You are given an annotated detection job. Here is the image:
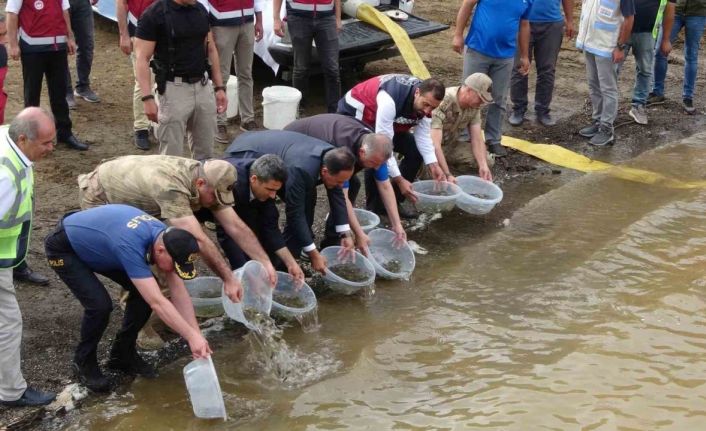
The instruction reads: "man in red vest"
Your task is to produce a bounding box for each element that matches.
[117,0,156,150]
[210,0,264,144]
[5,0,89,151]
[273,0,341,113]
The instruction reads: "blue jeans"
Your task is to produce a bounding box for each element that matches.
[653,14,706,99]
[65,0,95,92]
[619,32,656,106]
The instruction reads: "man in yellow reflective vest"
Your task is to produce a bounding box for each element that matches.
[0,107,56,407]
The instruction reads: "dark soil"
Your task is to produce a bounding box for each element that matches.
[3,0,706,428]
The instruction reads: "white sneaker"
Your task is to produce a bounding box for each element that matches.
[628,104,648,125]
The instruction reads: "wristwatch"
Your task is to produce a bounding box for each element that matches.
[214,85,226,93]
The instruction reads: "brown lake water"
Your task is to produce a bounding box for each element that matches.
[59,134,706,430]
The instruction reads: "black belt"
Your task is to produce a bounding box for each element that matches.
[167,74,206,84]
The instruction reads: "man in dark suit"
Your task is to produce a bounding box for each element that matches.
[225,131,356,274]
[215,154,304,282]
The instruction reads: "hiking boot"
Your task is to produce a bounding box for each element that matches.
[578,121,600,138]
[629,104,648,125]
[215,124,229,144]
[72,359,110,392]
[589,124,614,147]
[508,110,525,126]
[0,387,56,407]
[66,93,76,110]
[683,98,696,114]
[74,87,101,103]
[487,142,507,157]
[536,111,557,126]
[134,129,150,151]
[239,120,258,132]
[646,93,665,106]
[107,350,158,378]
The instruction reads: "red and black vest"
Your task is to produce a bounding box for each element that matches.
[18,0,68,53]
[208,0,255,26]
[285,0,334,18]
[127,0,156,36]
[339,74,426,134]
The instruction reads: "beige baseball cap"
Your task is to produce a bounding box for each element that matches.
[464,73,493,104]
[203,160,236,206]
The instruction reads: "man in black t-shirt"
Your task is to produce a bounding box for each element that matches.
[134,0,227,161]
[621,0,675,125]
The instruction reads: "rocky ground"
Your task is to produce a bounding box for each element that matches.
[2,0,706,428]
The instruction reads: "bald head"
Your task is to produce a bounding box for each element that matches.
[8,107,55,161]
[358,133,393,169]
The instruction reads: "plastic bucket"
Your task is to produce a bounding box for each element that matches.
[412,180,462,213]
[225,74,238,119]
[183,356,227,420]
[262,86,302,130]
[367,228,415,280]
[354,208,380,233]
[271,271,317,320]
[320,246,376,295]
[184,277,224,318]
[222,260,273,330]
[455,175,503,215]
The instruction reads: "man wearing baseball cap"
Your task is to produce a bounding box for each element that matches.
[44,205,212,392]
[77,155,277,349]
[430,73,494,184]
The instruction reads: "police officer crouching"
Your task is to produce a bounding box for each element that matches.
[134,0,228,160]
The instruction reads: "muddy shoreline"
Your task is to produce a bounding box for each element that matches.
[2,1,706,428]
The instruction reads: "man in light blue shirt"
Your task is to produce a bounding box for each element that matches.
[452,0,532,157]
[509,0,575,127]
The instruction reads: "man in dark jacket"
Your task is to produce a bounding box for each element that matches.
[225,131,355,274]
[215,154,304,282]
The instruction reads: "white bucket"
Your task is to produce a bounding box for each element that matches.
[262,86,302,130]
[226,74,238,119]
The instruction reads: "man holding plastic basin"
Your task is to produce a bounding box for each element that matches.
[430,73,494,183]
[226,131,356,274]
[45,205,212,393]
[285,113,407,247]
[77,155,277,348]
[204,154,305,282]
[337,74,446,218]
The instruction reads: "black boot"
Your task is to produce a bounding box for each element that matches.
[107,344,158,378]
[13,265,50,286]
[72,358,110,393]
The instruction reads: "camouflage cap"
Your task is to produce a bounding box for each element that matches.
[202,160,236,206]
[464,73,493,104]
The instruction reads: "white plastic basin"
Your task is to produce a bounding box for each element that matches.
[271,271,317,320]
[412,180,462,213]
[184,276,224,318]
[183,356,226,420]
[320,246,376,295]
[354,208,381,233]
[222,260,273,330]
[367,228,415,280]
[455,175,503,215]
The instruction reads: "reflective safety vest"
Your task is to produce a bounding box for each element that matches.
[575,0,624,58]
[209,0,255,26]
[653,0,669,38]
[286,0,334,18]
[0,131,34,269]
[17,0,68,53]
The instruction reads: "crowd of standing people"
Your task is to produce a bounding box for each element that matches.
[0,0,703,409]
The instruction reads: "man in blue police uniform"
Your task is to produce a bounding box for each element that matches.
[45,204,213,392]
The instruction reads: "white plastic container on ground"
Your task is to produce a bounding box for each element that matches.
[320,246,376,295]
[222,260,273,330]
[354,208,381,233]
[184,276,224,318]
[412,180,462,213]
[225,73,238,119]
[271,271,317,320]
[262,86,302,129]
[367,228,416,280]
[455,175,503,215]
[183,356,227,420]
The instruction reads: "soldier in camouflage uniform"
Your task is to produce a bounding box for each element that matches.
[430,73,494,183]
[78,155,277,348]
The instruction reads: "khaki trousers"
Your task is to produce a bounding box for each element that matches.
[0,268,27,401]
[130,40,153,132]
[156,80,215,160]
[212,23,255,125]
